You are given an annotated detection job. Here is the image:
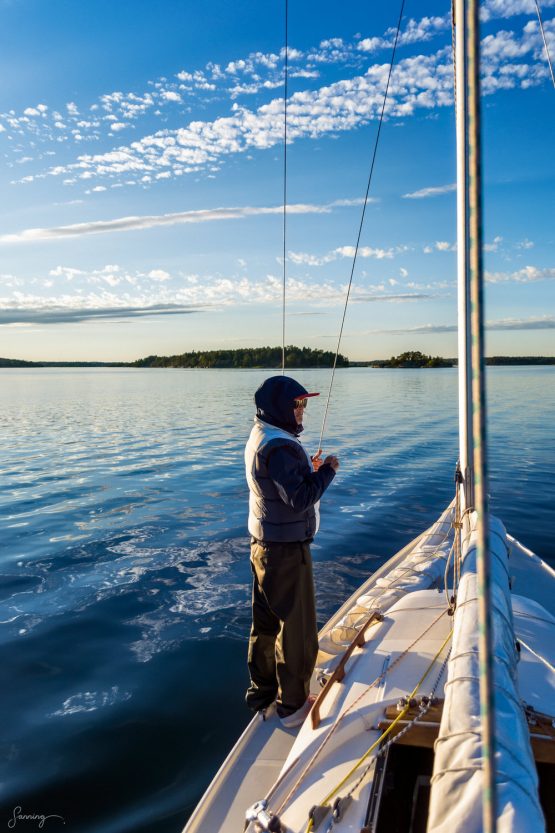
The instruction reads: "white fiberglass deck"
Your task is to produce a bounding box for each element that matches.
[183,514,554,833]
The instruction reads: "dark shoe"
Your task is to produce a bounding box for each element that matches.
[246,693,276,714]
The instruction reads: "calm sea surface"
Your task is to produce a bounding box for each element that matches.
[1,367,553,832]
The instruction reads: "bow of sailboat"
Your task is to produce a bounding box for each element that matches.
[182,503,554,833]
[182,0,555,829]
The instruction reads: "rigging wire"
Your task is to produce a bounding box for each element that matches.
[273,606,450,817]
[451,0,457,104]
[281,0,289,374]
[304,627,454,833]
[534,0,555,89]
[317,0,406,453]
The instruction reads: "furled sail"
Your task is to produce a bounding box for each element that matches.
[426,513,545,832]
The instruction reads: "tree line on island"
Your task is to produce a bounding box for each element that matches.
[1,348,554,369]
[133,345,349,368]
[364,351,452,368]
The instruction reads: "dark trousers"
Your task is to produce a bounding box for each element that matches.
[246,540,319,717]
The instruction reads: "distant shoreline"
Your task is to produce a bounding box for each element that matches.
[2,356,555,369]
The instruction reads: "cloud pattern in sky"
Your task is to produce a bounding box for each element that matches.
[0,0,553,359]
[2,14,554,191]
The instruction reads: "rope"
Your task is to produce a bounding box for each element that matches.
[319,646,452,833]
[467,0,496,828]
[273,607,449,816]
[517,638,555,674]
[304,627,454,833]
[281,0,289,374]
[317,0,406,452]
[263,512,454,823]
[534,0,555,89]
[444,474,472,611]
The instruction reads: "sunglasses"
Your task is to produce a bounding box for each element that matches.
[293,398,308,409]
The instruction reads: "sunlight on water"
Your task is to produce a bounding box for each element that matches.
[0,366,553,832]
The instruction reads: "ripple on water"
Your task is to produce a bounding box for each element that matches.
[0,366,553,833]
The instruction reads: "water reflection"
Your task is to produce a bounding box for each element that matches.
[1,366,553,833]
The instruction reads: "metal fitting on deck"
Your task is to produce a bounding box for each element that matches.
[245,799,283,832]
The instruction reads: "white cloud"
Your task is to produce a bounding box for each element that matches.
[36,49,454,184]
[484,235,503,252]
[358,15,450,53]
[287,242,407,267]
[0,268,431,326]
[0,300,205,326]
[0,198,359,244]
[435,241,456,252]
[481,0,555,22]
[146,269,171,281]
[49,265,84,280]
[486,315,555,329]
[290,69,320,79]
[369,313,555,334]
[160,91,182,103]
[288,251,334,266]
[486,265,555,282]
[3,12,553,192]
[403,182,456,199]
[336,245,405,260]
[41,17,550,189]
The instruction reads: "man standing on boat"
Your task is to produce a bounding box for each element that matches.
[245,375,339,727]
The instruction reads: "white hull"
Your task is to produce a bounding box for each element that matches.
[183,507,555,833]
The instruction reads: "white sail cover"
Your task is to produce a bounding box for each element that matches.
[427,513,545,832]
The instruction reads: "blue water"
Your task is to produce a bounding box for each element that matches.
[1,367,553,832]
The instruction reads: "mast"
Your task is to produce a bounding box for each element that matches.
[455,0,496,829]
[455,0,473,510]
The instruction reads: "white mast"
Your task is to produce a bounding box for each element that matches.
[455,0,497,827]
[429,12,545,830]
[455,0,473,510]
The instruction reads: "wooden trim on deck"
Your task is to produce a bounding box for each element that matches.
[377,701,555,764]
[311,611,384,730]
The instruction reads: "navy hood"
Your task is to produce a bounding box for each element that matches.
[254,376,318,436]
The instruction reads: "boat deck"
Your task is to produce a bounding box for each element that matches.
[183,522,555,833]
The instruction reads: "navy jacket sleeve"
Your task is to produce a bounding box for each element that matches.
[266,443,335,512]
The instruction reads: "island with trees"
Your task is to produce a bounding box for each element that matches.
[363,351,454,368]
[353,351,555,368]
[1,348,554,369]
[132,345,349,368]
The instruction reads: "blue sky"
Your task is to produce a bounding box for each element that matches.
[0,0,553,361]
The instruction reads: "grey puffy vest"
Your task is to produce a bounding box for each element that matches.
[245,417,320,543]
